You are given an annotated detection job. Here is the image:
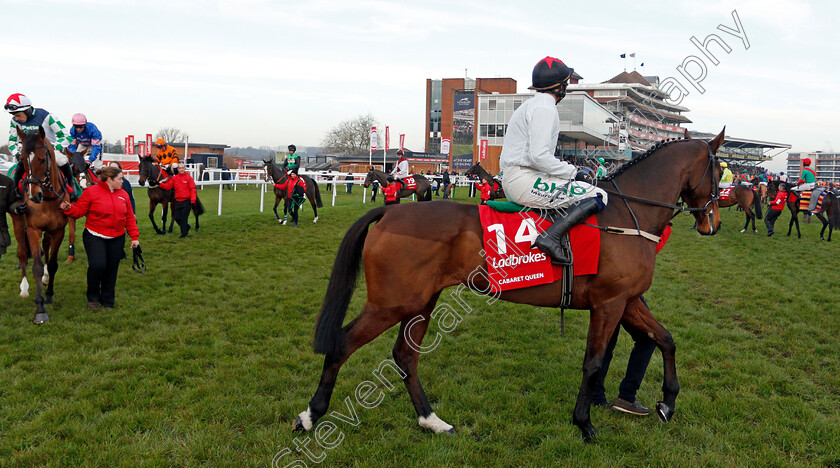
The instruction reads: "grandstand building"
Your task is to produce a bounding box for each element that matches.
[689,131,790,166]
[569,71,691,151]
[787,152,840,183]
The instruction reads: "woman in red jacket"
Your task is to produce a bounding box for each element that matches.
[274,171,307,226]
[59,165,139,309]
[477,178,492,205]
[159,163,197,238]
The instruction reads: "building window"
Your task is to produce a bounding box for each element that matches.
[489,100,496,111]
[480,125,488,137]
[488,126,496,137]
[497,125,506,138]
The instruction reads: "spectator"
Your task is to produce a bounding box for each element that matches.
[159,162,197,238]
[59,165,139,309]
[442,170,451,199]
[221,163,232,190]
[345,172,354,194]
[370,178,380,202]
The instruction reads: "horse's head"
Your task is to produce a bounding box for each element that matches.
[18,127,58,203]
[363,169,378,188]
[680,128,725,235]
[137,155,154,186]
[465,164,478,177]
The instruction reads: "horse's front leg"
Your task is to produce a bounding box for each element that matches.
[165,203,174,233]
[44,230,64,305]
[27,231,48,324]
[573,300,624,442]
[149,203,164,235]
[621,297,679,422]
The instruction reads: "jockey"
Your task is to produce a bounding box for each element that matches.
[778,171,787,182]
[595,158,608,179]
[6,93,76,203]
[499,56,607,265]
[390,150,409,188]
[68,113,103,171]
[792,158,817,192]
[154,138,180,172]
[719,161,733,188]
[283,144,301,175]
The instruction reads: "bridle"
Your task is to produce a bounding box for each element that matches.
[600,141,720,237]
[140,157,168,185]
[22,143,68,203]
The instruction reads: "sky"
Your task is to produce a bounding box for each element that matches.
[1,0,837,172]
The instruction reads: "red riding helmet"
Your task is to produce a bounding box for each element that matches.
[802,158,812,166]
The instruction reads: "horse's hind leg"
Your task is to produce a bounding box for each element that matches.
[294,303,403,432]
[393,295,454,434]
[741,211,752,233]
[166,203,175,233]
[621,297,679,423]
[311,199,319,223]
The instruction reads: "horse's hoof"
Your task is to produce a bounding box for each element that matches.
[313,217,318,223]
[20,292,29,298]
[33,313,49,325]
[581,426,598,443]
[292,416,306,432]
[655,401,674,423]
[740,229,746,233]
[45,296,53,305]
[444,427,456,435]
[753,230,758,233]
[156,230,165,235]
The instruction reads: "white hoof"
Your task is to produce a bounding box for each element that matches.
[740,229,746,233]
[296,406,314,431]
[20,277,29,297]
[42,273,50,285]
[277,218,283,224]
[313,217,319,223]
[419,413,454,434]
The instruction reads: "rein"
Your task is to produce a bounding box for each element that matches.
[593,142,720,242]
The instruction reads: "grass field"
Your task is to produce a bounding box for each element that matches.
[1,185,839,467]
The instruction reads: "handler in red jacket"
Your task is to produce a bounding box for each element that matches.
[382,180,399,206]
[60,165,139,309]
[765,183,788,237]
[274,171,307,226]
[477,178,492,205]
[159,163,197,238]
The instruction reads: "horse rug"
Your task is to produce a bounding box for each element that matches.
[795,190,813,212]
[398,176,417,190]
[809,189,827,214]
[718,187,733,200]
[478,204,599,293]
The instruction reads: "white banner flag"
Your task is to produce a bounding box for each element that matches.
[370,127,378,150]
[441,138,451,155]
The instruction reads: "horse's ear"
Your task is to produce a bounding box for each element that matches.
[684,128,691,140]
[708,126,726,154]
[38,126,46,140]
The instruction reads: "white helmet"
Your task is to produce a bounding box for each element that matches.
[5,93,32,114]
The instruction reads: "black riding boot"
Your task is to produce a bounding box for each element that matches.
[533,197,602,265]
[59,163,77,200]
[11,164,24,201]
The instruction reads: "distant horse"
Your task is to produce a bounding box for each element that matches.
[137,156,202,234]
[750,176,768,203]
[11,128,71,324]
[770,181,840,240]
[65,152,97,262]
[363,169,433,203]
[293,130,725,442]
[263,161,323,224]
[717,184,763,233]
[464,163,505,200]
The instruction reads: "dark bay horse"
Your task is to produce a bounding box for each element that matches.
[264,162,323,224]
[465,163,505,200]
[11,128,71,324]
[137,156,202,234]
[770,181,840,240]
[65,154,97,262]
[363,169,433,202]
[294,130,725,442]
[717,184,763,233]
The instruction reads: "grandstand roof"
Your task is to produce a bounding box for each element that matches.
[688,132,791,150]
[605,71,652,86]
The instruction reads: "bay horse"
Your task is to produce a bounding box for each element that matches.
[293,130,725,442]
[263,161,323,224]
[770,181,840,240]
[363,169,433,202]
[717,184,763,233]
[465,163,505,200]
[11,128,71,324]
[137,156,202,234]
[65,153,97,262]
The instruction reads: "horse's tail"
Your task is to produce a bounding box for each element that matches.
[752,190,763,219]
[313,206,389,355]
[313,180,323,208]
[828,193,840,229]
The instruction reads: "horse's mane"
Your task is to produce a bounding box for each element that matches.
[605,138,691,180]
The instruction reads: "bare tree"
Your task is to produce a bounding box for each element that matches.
[156,127,189,143]
[321,113,377,155]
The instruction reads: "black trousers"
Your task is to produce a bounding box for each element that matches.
[765,209,783,232]
[173,200,192,237]
[592,296,657,403]
[83,230,125,308]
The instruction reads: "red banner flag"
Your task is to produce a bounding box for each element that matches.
[146,134,153,153]
[399,134,405,151]
[480,139,488,161]
[385,126,390,151]
[139,142,146,157]
[128,135,135,155]
[124,137,130,154]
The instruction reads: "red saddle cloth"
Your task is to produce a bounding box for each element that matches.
[718,187,733,200]
[398,176,417,190]
[478,205,600,292]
